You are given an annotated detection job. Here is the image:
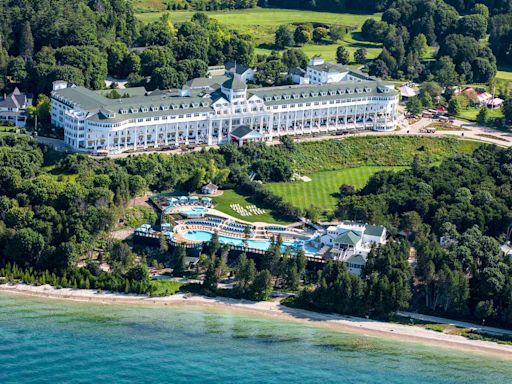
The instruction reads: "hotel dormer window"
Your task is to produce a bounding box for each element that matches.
[151,105,158,111]
[130,107,138,113]
[265,97,271,101]
[311,92,318,97]
[162,105,169,111]
[172,104,178,109]
[192,102,199,108]
[320,91,327,96]
[284,95,290,100]
[141,107,148,112]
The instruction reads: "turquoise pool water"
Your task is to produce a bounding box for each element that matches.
[1,293,511,384]
[182,230,320,254]
[180,207,207,217]
[183,230,273,251]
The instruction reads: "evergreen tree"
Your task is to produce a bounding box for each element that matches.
[20,21,34,59]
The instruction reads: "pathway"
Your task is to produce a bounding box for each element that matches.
[397,311,512,336]
[34,116,512,159]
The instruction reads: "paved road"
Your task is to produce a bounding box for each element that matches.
[397,311,512,336]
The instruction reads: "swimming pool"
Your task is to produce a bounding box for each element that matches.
[182,230,319,254]
[180,207,207,218]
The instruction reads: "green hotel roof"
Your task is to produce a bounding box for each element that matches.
[52,69,396,124]
[334,230,361,246]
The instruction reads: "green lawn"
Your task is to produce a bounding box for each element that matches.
[135,7,381,62]
[149,280,183,296]
[457,107,504,122]
[266,166,407,213]
[210,189,292,225]
[496,68,512,82]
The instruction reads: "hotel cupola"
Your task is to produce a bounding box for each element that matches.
[221,75,247,102]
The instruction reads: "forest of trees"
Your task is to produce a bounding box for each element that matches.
[0,1,255,96]
[1,136,512,326]
[0,134,300,278]
[3,0,512,105]
[315,145,512,327]
[166,0,258,11]
[260,0,391,13]
[361,0,498,84]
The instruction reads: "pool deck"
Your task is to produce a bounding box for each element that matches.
[170,204,317,251]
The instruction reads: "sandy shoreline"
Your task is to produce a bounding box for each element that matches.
[2,283,512,359]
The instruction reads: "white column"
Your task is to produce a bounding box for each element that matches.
[208,119,213,145]
[175,124,179,144]
[185,122,189,145]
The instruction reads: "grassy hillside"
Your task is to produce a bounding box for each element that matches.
[287,136,482,174]
[266,166,407,212]
[135,7,382,61]
[262,136,482,215]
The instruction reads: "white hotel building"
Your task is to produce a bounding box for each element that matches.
[51,58,399,153]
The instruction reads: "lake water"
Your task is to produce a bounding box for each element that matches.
[1,293,511,384]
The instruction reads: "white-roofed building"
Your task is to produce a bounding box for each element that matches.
[399,85,419,99]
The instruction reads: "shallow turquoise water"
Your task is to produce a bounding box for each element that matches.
[1,293,512,384]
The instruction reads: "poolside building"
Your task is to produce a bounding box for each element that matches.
[319,222,387,275]
[50,60,399,153]
[201,183,219,195]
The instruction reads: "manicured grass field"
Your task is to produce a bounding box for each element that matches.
[265,166,407,213]
[135,7,381,62]
[210,189,292,224]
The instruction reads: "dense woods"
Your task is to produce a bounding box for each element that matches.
[0,1,255,95]
[261,0,391,13]
[361,0,498,84]
[321,145,512,326]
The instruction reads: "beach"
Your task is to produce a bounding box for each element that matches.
[2,282,512,359]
